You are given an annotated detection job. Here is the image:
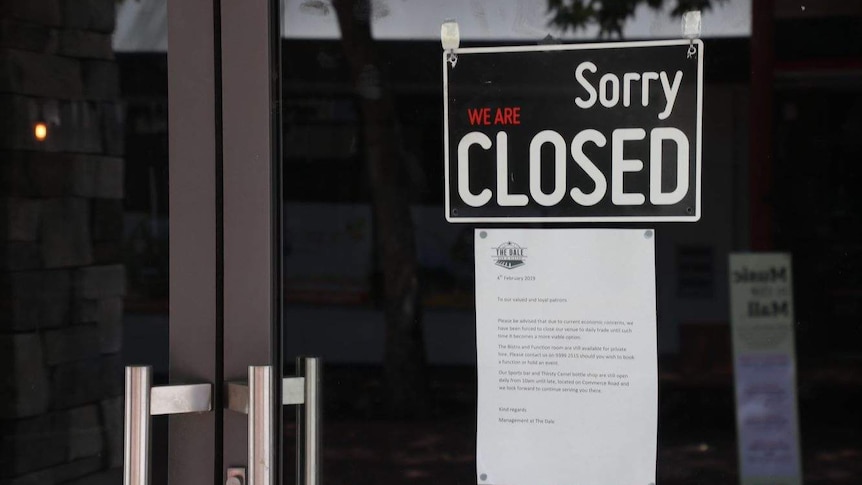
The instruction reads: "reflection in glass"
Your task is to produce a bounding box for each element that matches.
[280,1,862,484]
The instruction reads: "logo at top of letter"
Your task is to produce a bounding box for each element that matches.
[493,242,526,269]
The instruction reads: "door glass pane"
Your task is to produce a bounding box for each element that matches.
[1,2,170,483]
[115,1,172,482]
[279,1,862,484]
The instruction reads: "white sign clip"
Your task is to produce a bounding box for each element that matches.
[682,11,701,58]
[441,20,460,68]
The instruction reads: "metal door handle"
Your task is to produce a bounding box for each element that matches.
[123,366,213,485]
[297,358,321,485]
[248,366,275,485]
[125,367,151,485]
[226,358,321,485]
[225,366,276,485]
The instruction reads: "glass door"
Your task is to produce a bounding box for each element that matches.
[108,1,862,483]
[278,2,480,483]
[272,1,862,485]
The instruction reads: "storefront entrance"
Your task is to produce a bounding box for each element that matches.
[2,1,862,485]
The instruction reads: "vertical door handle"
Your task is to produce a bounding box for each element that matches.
[123,366,213,485]
[297,358,321,485]
[248,366,275,485]
[125,367,152,485]
[226,358,322,485]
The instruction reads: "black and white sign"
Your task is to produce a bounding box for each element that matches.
[444,40,703,222]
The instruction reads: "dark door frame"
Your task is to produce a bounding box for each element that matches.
[220,0,282,478]
[167,0,220,483]
[167,0,281,483]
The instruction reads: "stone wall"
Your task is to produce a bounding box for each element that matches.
[0,0,124,483]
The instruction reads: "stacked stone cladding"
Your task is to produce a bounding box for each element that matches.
[0,1,124,483]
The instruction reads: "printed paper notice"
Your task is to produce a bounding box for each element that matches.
[729,253,802,485]
[475,229,657,485]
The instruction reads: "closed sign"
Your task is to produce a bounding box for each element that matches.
[443,40,703,222]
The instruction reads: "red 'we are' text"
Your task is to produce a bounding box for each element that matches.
[467,107,521,126]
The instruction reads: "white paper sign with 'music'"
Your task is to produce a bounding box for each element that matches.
[729,253,803,485]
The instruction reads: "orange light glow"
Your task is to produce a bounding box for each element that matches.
[34,122,48,141]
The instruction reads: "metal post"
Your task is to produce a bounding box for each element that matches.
[297,357,321,485]
[124,366,152,485]
[248,366,275,485]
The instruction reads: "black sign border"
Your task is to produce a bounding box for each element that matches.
[443,39,704,223]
